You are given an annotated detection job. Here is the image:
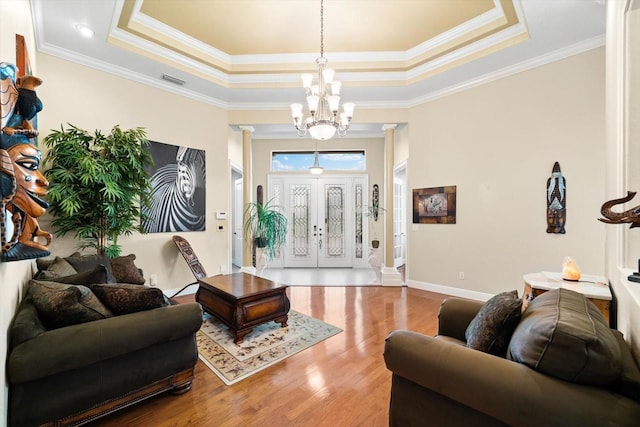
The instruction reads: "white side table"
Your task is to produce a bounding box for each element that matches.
[523,272,611,326]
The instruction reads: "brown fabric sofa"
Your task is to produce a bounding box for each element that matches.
[7,277,203,426]
[384,290,640,427]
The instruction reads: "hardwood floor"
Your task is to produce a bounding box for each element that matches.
[93,286,448,427]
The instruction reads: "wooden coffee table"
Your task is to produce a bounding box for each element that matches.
[196,273,290,343]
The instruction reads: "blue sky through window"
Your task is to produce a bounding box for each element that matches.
[272,151,365,172]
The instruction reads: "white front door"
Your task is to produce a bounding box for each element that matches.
[270,176,367,268]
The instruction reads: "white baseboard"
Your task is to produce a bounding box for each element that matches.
[381,267,403,286]
[406,279,493,302]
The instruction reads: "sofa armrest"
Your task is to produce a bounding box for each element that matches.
[8,302,203,384]
[384,330,640,426]
[437,297,483,341]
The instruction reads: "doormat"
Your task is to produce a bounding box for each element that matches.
[196,310,342,385]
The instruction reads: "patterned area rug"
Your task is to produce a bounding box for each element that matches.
[197,311,342,385]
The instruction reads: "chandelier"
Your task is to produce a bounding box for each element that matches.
[291,0,354,140]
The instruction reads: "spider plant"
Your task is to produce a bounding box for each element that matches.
[243,198,288,260]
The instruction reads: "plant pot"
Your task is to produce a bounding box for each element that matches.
[371,240,380,249]
[255,237,267,248]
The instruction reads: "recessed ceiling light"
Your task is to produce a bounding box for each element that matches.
[75,24,95,38]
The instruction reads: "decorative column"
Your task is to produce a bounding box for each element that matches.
[239,126,255,274]
[381,124,402,286]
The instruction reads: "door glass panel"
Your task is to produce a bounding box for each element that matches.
[291,184,311,257]
[325,184,345,257]
[355,183,363,259]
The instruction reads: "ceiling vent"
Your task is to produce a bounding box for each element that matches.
[161,74,186,86]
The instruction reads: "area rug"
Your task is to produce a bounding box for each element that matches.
[196,311,342,385]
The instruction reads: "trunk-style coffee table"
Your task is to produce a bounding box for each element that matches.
[196,273,290,344]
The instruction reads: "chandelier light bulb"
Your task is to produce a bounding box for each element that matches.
[322,68,335,84]
[301,74,314,89]
[342,102,355,118]
[331,81,342,95]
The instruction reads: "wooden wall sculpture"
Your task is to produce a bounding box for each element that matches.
[546,161,566,234]
[598,191,640,228]
[1,61,51,261]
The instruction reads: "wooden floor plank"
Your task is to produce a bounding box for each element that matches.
[92,286,448,426]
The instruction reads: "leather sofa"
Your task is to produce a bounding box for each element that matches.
[7,280,203,426]
[384,290,640,427]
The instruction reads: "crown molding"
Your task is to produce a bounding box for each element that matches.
[35,40,230,109]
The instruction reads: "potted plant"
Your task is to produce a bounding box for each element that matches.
[365,205,385,248]
[243,198,288,261]
[43,124,153,258]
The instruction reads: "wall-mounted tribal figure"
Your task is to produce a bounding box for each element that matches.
[142,141,206,233]
[546,161,566,234]
[1,62,51,261]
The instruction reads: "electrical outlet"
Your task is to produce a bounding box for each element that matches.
[220,264,228,273]
[149,274,158,287]
[458,271,465,280]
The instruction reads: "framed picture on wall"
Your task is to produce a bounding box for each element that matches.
[413,186,456,224]
[142,141,206,233]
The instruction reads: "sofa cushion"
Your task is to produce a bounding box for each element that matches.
[10,296,46,348]
[28,280,113,329]
[34,256,77,280]
[88,283,169,315]
[610,329,640,402]
[507,288,621,386]
[45,265,110,285]
[109,254,145,285]
[65,252,115,283]
[464,290,522,357]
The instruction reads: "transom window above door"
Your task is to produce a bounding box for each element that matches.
[272,151,365,172]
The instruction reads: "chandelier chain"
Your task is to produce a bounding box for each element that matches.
[320,0,324,58]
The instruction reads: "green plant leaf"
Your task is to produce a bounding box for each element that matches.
[43,124,153,257]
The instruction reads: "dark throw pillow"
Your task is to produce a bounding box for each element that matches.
[34,256,77,280]
[507,288,621,386]
[88,283,168,315]
[110,254,145,285]
[65,252,116,283]
[46,265,110,285]
[465,290,522,357]
[28,280,113,329]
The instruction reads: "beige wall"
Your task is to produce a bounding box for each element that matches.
[406,48,606,298]
[35,54,231,291]
[1,0,38,422]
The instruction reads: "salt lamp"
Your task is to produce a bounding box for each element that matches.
[562,256,581,281]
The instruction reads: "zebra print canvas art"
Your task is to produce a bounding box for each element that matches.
[142,141,206,233]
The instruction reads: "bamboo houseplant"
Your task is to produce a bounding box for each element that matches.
[43,124,153,258]
[243,198,288,261]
